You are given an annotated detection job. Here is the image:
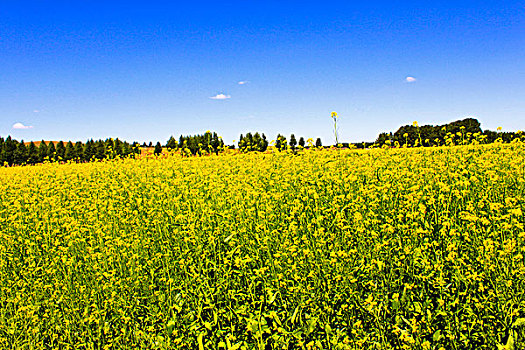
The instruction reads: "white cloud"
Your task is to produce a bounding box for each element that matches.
[238,81,249,85]
[33,110,40,113]
[210,93,231,100]
[405,76,417,83]
[13,122,34,129]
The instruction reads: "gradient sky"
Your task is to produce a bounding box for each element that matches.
[1,1,524,145]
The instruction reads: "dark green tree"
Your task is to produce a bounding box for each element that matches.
[275,134,282,151]
[84,140,94,160]
[166,136,177,150]
[47,142,56,161]
[298,137,305,148]
[260,133,268,152]
[74,142,84,161]
[14,141,28,165]
[0,137,5,165]
[211,133,221,154]
[238,134,245,151]
[38,141,48,162]
[65,141,75,161]
[316,138,322,147]
[4,136,16,165]
[56,141,66,160]
[252,133,262,152]
[114,138,123,156]
[105,138,115,157]
[375,132,392,146]
[122,142,131,157]
[154,142,162,155]
[95,140,106,159]
[28,141,39,164]
[289,134,297,152]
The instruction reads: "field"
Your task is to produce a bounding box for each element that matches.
[1,144,524,349]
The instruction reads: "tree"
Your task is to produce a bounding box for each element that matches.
[14,141,28,165]
[4,137,16,165]
[74,142,84,161]
[47,142,56,161]
[154,142,162,155]
[375,132,391,146]
[275,134,282,151]
[28,142,39,164]
[275,134,287,151]
[122,142,131,157]
[0,137,5,165]
[95,140,106,159]
[238,134,245,151]
[316,138,322,148]
[65,141,75,161]
[298,137,305,148]
[56,141,66,160]
[84,140,94,160]
[114,138,123,156]
[166,136,177,150]
[38,141,48,162]
[105,138,114,156]
[260,133,268,152]
[245,133,253,151]
[211,133,221,154]
[289,134,297,152]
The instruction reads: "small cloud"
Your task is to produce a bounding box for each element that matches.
[33,110,40,113]
[238,81,249,85]
[13,122,34,129]
[210,93,231,100]
[405,76,417,83]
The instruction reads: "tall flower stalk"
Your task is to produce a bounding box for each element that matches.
[331,111,339,147]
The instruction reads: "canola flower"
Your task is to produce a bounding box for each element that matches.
[0,142,524,349]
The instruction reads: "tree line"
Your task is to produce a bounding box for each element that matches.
[238,133,323,152]
[373,118,523,147]
[0,137,139,166]
[163,132,323,154]
[162,131,225,156]
[3,118,521,166]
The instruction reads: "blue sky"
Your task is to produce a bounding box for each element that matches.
[1,1,524,144]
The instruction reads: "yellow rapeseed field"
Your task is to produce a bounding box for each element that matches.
[1,143,524,349]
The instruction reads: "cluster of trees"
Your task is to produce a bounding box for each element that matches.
[163,131,225,156]
[238,133,323,152]
[238,133,269,152]
[0,137,139,166]
[374,118,523,147]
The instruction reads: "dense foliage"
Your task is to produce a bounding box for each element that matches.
[0,137,139,166]
[1,142,525,349]
[173,131,225,156]
[374,118,522,147]
[238,133,269,152]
